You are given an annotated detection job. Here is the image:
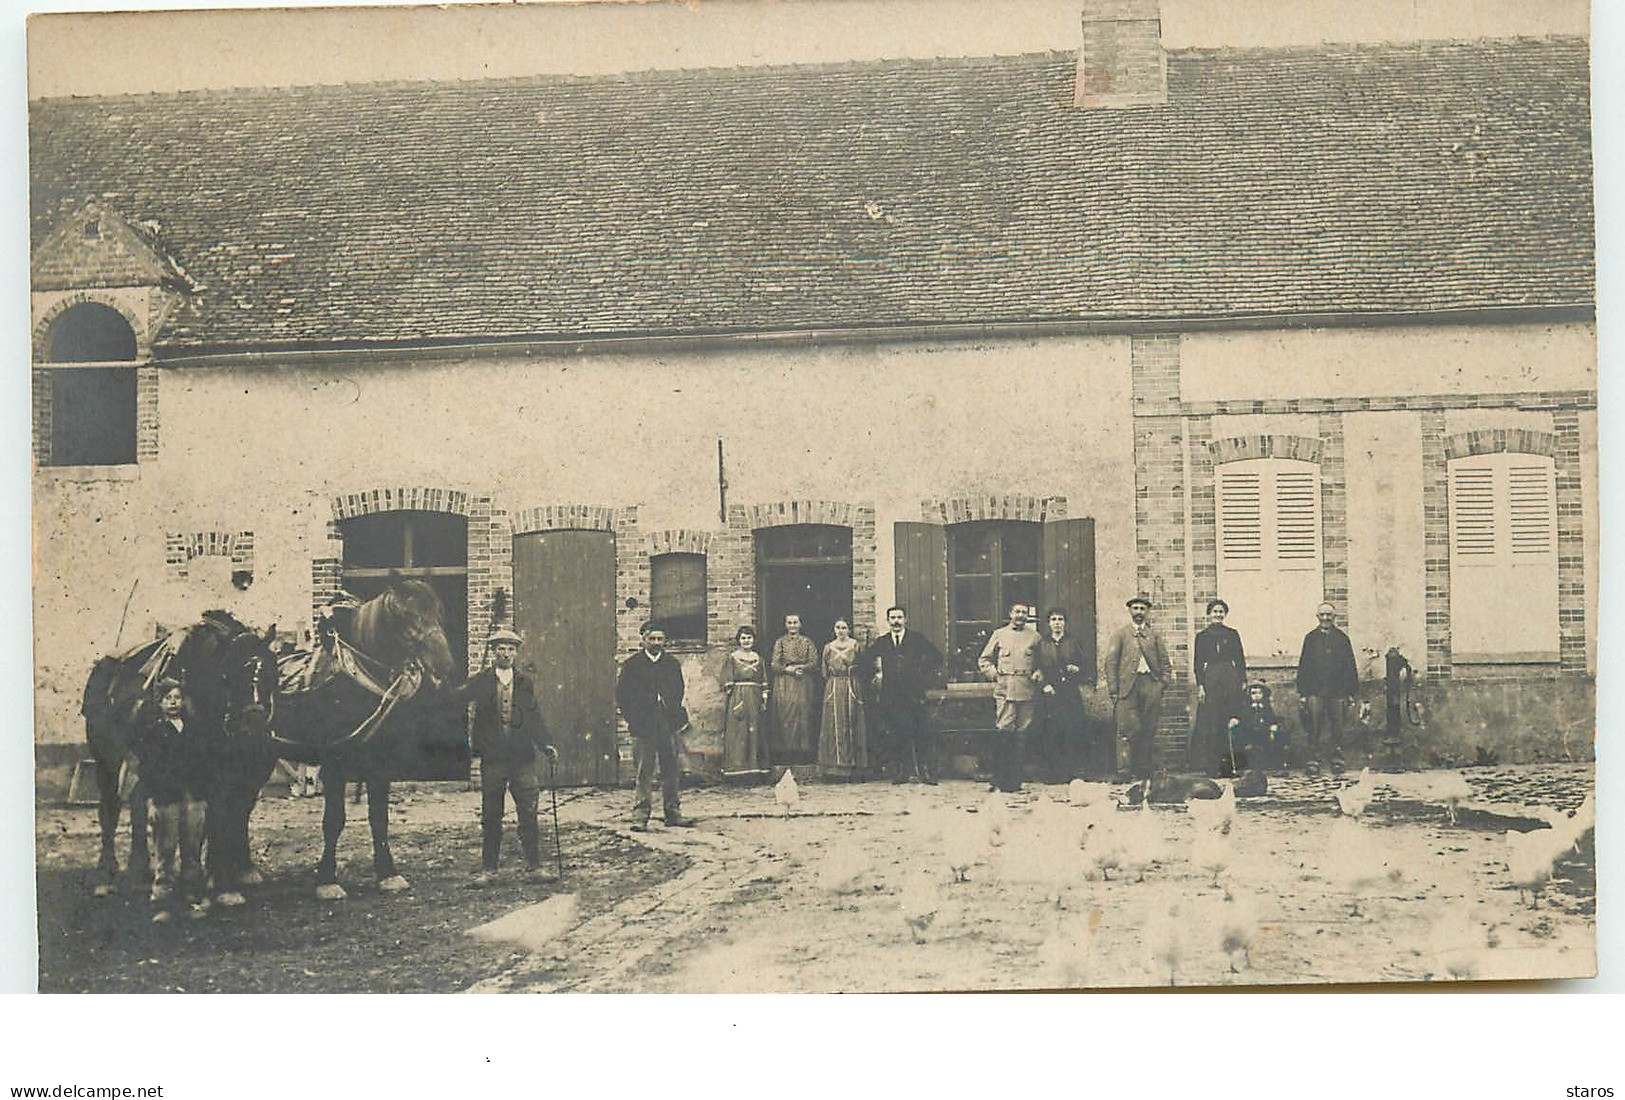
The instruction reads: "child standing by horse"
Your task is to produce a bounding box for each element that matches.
[134,678,211,921]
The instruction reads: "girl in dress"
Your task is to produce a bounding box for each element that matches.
[719,626,770,776]
[817,619,869,779]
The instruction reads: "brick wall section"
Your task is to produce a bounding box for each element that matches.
[331,485,472,520]
[1076,0,1167,109]
[465,495,495,669]
[1552,408,1587,672]
[164,530,254,581]
[613,507,643,656]
[1184,390,1595,417]
[1420,410,1452,678]
[136,366,160,462]
[1443,427,1558,460]
[32,369,50,466]
[710,505,756,647]
[1129,335,1191,766]
[851,507,878,635]
[919,495,1067,523]
[1318,413,1349,611]
[511,504,618,535]
[1187,416,1215,612]
[1208,434,1323,466]
[644,530,713,557]
[310,554,342,633]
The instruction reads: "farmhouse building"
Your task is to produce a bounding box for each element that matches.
[30,3,1595,783]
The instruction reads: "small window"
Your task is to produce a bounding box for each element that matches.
[40,302,139,467]
[651,552,707,643]
[1449,453,1558,660]
[948,520,1040,679]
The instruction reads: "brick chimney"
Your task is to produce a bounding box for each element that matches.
[1075,0,1167,109]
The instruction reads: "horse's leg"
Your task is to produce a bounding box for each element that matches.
[92,761,121,894]
[315,763,348,899]
[127,782,151,883]
[369,776,407,891]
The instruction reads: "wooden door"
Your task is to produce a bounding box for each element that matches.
[511,530,618,787]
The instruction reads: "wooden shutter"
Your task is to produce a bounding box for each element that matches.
[1449,454,1558,658]
[894,522,949,656]
[1218,458,1323,658]
[1042,518,1097,685]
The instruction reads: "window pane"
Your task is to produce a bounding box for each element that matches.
[50,368,136,466]
[950,523,996,574]
[1003,574,1040,613]
[409,511,469,567]
[999,524,1041,574]
[953,575,993,624]
[340,512,407,569]
[651,553,707,640]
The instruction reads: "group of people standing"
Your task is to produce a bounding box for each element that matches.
[716,610,938,784]
[1114,594,1363,782]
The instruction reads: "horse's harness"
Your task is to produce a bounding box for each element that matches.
[96,617,273,736]
[269,630,425,753]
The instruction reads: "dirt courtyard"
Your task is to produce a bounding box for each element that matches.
[35,763,1595,993]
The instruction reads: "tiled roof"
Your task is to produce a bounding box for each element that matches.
[28,37,1593,350]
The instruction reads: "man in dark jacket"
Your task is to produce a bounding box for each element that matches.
[858,606,944,784]
[617,622,695,830]
[450,628,557,884]
[1103,595,1171,782]
[1295,602,1360,765]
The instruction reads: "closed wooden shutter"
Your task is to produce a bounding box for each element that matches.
[894,522,949,657]
[1449,455,1558,659]
[1041,518,1097,684]
[1218,458,1323,659]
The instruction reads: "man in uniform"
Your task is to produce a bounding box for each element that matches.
[450,628,557,885]
[617,622,696,830]
[1295,601,1360,766]
[979,602,1043,792]
[1103,595,1170,783]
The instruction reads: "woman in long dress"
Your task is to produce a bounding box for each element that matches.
[1192,597,1248,777]
[771,613,820,759]
[719,626,770,775]
[1036,607,1091,781]
[817,619,868,779]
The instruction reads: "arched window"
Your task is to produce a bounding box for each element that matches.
[41,302,139,466]
[1216,457,1323,660]
[1449,453,1558,661]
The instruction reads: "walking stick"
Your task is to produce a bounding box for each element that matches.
[1224,716,1239,778]
[548,755,563,880]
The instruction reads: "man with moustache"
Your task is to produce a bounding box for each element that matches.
[859,606,944,785]
[979,602,1043,793]
[617,621,696,830]
[1103,595,1170,783]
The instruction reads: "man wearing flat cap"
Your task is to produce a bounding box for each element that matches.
[1103,595,1170,782]
[449,627,557,885]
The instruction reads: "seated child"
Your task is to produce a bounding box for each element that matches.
[132,678,211,922]
[1225,681,1288,773]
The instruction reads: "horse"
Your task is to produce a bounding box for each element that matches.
[80,610,279,898]
[265,579,456,900]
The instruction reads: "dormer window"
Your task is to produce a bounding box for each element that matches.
[38,301,139,467]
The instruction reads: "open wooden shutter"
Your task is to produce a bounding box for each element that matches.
[1042,518,1097,685]
[894,522,948,657]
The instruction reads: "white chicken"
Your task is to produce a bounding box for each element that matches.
[1142,898,1185,987]
[915,803,983,884]
[1186,779,1237,834]
[897,868,942,943]
[774,768,799,816]
[994,798,1083,902]
[1504,826,1565,908]
[978,791,1011,848]
[1067,779,1112,808]
[1420,770,1475,826]
[1079,804,1123,881]
[1334,766,1376,818]
[1190,822,1233,888]
[1427,909,1499,981]
[1114,797,1164,883]
[1327,814,1403,915]
[1216,889,1266,974]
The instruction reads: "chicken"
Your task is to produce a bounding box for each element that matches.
[1190,823,1232,887]
[978,791,1011,848]
[1420,770,1474,826]
[1114,797,1164,883]
[1142,898,1184,986]
[1185,779,1237,834]
[1504,826,1565,908]
[1334,766,1376,818]
[994,798,1082,902]
[1543,793,1596,855]
[1216,889,1265,973]
[1427,909,1499,981]
[897,868,941,943]
[774,768,799,816]
[1327,815,1403,915]
[1079,805,1123,881]
[1067,779,1112,808]
[915,803,983,884]
[1038,902,1103,987]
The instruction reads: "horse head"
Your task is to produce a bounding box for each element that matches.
[357,580,455,687]
[221,623,280,738]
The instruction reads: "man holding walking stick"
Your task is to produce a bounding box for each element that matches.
[450,628,558,886]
